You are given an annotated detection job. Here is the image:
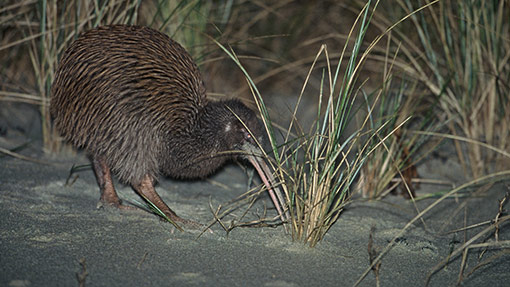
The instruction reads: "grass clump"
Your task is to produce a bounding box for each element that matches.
[271,2,384,246]
[268,1,443,246]
[218,0,417,246]
[357,70,440,200]
[386,0,510,179]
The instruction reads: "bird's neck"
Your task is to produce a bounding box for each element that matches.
[160,102,230,179]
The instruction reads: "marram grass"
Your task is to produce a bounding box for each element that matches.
[387,0,510,179]
[217,0,415,246]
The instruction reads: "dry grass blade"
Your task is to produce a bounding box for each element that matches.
[76,258,88,287]
[0,91,45,105]
[450,191,509,285]
[412,131,510,160]
[0,146,50,164]
[137,193,184,232]
[355,170,510,286]
[425,215,510,286]
[456,241,510,285]
[200,182,284,238]
[387,0,510,179]
[368,226,381,287]
[462,247,510,281]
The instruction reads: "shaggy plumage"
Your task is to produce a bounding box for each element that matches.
[50,25,286,227]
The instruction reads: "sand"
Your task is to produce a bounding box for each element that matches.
[1,136,509,287]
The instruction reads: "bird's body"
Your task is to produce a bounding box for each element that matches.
[51,25,286,227]
[51,25,210,184]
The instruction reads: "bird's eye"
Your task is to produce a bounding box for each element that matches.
[242,128,252,140]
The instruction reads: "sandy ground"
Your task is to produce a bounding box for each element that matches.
[1,135,509,287]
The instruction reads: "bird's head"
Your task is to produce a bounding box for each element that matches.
[221,99,266,153]
[202,99,288,222]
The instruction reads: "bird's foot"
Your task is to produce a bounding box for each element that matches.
[163,213,213,234]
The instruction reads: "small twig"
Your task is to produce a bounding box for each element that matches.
[494,191,509,241]
[368,226,381,287]
[425,215,510,286]
[206,179,231,191]
[355,170,510,287]
[64,164,91,186]
[389,177,453,186]
[457,241,510,285]
[137,252,149,269]
[464,248,510,279]
[207,200,228,232]
[238,193,260,222]
[0,146,50,164]
[442,220,492,235]
[76,258,88,287]
[204,198,283,235]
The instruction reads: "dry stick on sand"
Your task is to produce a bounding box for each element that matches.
[461,243,510,281]
[203,193,281,239]
[0,146,50,165]
[368,226,381,287]
[448,191,510,285]
[433,191,510,284]
[354,170,510,286]
[494,191,509,241]
[455,241,510,285]
[76,258,88,287]
[426,215,510,286]
[137,252,149,270]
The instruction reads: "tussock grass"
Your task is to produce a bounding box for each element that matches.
[215,0,427,246]
[357,73,434,199]
[382,0,510,179]
[267,0,445,246]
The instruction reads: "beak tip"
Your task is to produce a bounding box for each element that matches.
[246,154,288,222]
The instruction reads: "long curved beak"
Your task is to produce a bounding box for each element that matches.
[244,145,289,223]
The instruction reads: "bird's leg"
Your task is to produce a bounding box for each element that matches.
[132,174,204,230]
[92,156,132,209]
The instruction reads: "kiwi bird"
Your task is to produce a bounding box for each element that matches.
[50,25,287,228]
